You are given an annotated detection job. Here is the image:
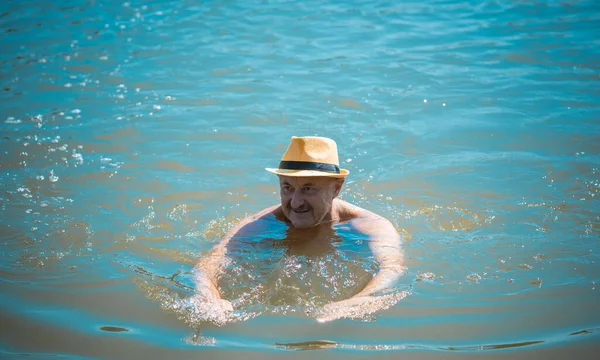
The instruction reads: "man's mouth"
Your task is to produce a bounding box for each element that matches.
[292,208,311,214]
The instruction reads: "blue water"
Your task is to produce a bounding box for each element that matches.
[1,0,599,358]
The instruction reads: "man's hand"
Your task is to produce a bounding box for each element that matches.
[188,269,235,326]
[187,293,234,327]
[316,291,408,323]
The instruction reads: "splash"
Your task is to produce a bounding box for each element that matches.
[135,277,257,328]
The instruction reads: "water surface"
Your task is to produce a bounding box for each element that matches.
[1,0,599,358]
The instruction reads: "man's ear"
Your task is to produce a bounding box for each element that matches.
[333,178,344,197]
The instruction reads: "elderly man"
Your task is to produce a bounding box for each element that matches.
[195,136,405,324]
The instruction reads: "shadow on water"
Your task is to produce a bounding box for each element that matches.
[274,327,599,352]
[275,340,546,351]
[99,326,130,333]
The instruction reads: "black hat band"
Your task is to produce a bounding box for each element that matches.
[279,160,340,174]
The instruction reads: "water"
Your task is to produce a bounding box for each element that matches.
[1,0,599,357]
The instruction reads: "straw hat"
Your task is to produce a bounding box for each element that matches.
[266,136,349,178]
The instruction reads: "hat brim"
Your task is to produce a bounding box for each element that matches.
[265,168,349,178]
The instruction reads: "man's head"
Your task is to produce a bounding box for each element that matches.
[278,175,344,229]
[266,136,349,228]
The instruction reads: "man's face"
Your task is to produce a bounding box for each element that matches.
[278,176,343,229]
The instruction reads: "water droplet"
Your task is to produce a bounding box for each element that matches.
[5,117,21,124]
[417,272,435,281]
[466,273,482,282]
[49,170,59,182]
[530,278,543,286]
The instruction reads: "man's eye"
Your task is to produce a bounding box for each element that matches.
[303,187,314,193]
[282,186,291,192]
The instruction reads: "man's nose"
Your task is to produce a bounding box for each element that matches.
[290,191,305,208]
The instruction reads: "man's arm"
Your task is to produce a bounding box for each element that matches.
[194,205,280,321]
[351,212,405,296]
[317,210,406,322]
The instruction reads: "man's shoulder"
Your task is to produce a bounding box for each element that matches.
[335,199,391,224]
[334,199,367,222]
[336,201,400,243]
[225,205,282,236]
[243,204,283,224]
